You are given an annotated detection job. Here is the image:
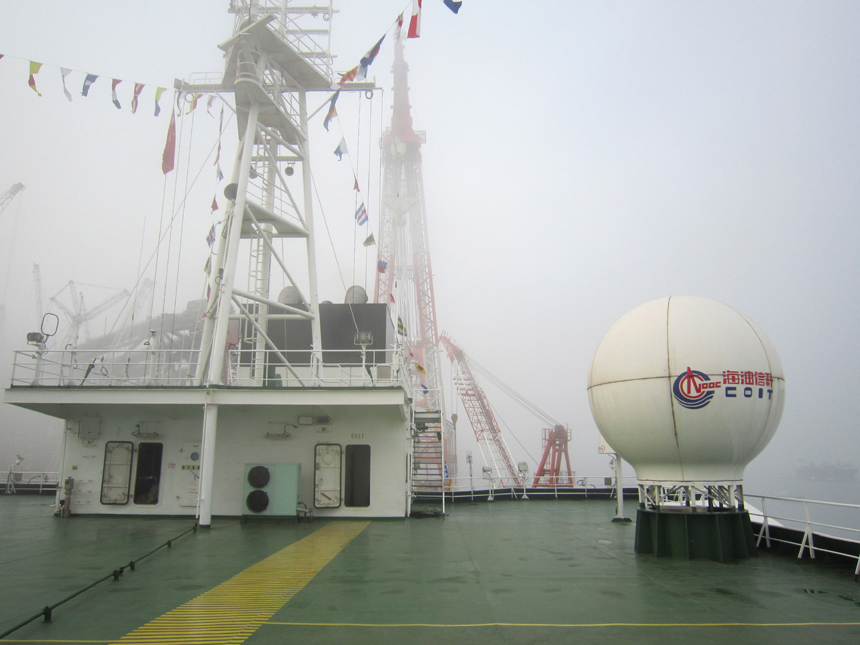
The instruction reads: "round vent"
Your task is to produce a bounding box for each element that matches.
[247,465,270,489]
[246,490,269,513]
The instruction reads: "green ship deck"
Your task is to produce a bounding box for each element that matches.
[1,495,859,644]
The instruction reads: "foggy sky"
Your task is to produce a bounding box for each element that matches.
[1,1,859,498]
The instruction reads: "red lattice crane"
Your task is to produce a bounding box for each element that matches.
[532,425,574,487]
[439,332,522,487]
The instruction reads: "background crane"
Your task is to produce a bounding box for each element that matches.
[0,183,25,216]
[0,183,26,335]
[50,281,130,348]
[440,331,573,488]
[440,332,523,487]
[32,264,44,323]
[532,426,574,488]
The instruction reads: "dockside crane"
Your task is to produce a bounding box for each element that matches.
[440,332,574,488]
[0,183,25,217]
[32,264,44,322]
[439,332,523,487]
[50,281,130,348]
[0,183,26,333]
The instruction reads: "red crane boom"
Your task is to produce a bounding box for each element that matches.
[439,332,522,487]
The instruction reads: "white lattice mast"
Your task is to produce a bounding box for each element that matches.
[375,34,455,474]
[375,36,441,406]
[191,0,335,526]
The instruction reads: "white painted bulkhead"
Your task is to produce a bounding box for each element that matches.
[15,388,413,519]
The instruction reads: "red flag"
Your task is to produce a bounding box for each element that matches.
[131,83,145,114]
[111,79,122,109]
[323,89,340,131]
[408,0,422,39]
[354,176,360,191]
[162,111,176,174]
[186,93,201,114]
[28,61,43,96]
[338,65,359,86]
[211,196,219,212]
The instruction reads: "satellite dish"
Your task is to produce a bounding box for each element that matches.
[344,286,368,304]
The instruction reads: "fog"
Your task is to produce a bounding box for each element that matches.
[1,1,858,498]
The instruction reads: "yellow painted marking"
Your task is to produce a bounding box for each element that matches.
[263,621,860,628]
[6,620,859,642]
[109,521,368,645]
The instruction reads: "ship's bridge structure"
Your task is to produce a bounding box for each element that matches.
[4,1,428,522]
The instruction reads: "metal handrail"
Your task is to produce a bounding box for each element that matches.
[10,348,411,394]
[745,493,860,580]
[425,474,637,500]
[0,524,196,639]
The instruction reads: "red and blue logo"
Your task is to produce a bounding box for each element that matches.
[673,367,720,409]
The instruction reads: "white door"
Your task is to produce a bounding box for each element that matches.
[100,441,133,504]
[314,444,342,508]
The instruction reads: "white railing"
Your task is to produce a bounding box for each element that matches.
[10,348,411,393]
[746,493,860,578]
[230,1,334,81]
[3,471,59,494]
[434,474,638,501]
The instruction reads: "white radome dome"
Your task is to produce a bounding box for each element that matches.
[588,296,785,484]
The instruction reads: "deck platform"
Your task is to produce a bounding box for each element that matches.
[1,495,859,644]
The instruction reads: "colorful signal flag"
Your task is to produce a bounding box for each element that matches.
[355,202,368,225]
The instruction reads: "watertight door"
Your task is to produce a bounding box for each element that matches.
[314,444,342,508]
[100,441,133,504]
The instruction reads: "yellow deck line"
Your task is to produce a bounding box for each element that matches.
[263,621,860,628]
[108,521,368,645]
[6,620,860,642]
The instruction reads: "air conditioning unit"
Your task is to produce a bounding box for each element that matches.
[242,463,300,517]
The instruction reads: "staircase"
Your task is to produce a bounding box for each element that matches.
[411,426,444,501]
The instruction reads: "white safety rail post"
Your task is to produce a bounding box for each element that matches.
[798,501,816,560]
[756,497,772,548]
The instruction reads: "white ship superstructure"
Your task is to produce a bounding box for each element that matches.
[4,1,416,522]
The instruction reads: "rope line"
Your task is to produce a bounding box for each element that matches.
[309,171,360,337]
[167,103,198,349]
[104,110,235,342]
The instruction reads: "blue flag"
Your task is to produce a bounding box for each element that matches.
[81,74,98,97]
[334,138,347,160]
